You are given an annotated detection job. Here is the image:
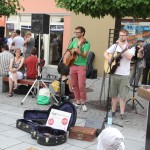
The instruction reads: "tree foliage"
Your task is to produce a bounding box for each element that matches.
[0,0,24,16]
[55,0,150,19]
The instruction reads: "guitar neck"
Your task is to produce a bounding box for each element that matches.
[114,44,134,60]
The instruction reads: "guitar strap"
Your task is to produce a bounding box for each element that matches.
[111,44,118,57]
[125,43,129,51]
[114,42,129,57]
[78,39,87,49]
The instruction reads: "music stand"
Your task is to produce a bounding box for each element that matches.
[21,33,58,105]
[126,60,144,113]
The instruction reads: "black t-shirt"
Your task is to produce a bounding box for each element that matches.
[144,44,150,68]
[131,45,142,62]
[62,78,71,95]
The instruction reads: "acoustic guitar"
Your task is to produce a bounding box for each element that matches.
[104,44,134,74]
[65,39,86,67]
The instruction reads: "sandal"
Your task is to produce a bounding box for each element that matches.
[8,93,13,97]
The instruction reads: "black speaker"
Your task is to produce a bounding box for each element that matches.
[31,14,49,34]
[0,26,5,38]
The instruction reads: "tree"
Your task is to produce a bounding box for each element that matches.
[0,0,24,16]
[55,0,150,39]
[55,0,150,19]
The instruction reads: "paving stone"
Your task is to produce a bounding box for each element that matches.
[86,143,97,150]
[124,139,145,150]
[0,124,14,133]
[1,128,28,138]
[65,146,85,150]
[0,115,16,125]
[122,128,145,142]
[5,143,45,150]
[36,143,71,150]
[67,138,97,149]
[0,135,22,149]
[17,134,37,145]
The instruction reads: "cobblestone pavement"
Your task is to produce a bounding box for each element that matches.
[0,67,148,150]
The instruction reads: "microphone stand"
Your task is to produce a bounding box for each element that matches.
[57,36,76,104]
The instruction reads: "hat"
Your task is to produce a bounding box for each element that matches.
[137,38,144,43]
[97,127,125,150]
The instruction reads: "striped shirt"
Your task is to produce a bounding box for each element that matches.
[0,51,14,76]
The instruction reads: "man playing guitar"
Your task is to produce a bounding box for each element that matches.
[104,29,135,120]
[66,26,90,112]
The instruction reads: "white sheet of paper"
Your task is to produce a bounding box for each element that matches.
[46,109,71,131]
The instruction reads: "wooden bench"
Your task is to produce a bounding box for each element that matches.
[1,77,52,93]
[3,77,35,85]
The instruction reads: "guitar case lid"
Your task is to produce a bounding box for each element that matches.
[23,104,58,123]
[24,110,49,120]
[58,101,77,130]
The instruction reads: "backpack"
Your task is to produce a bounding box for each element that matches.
[14,85,33,95]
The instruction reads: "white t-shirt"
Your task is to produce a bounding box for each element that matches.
[7,37,13,50]
[13,36,24,53]
[107,43,135,75]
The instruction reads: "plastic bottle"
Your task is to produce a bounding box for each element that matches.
[107,110,112,126]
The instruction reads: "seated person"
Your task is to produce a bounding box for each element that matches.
[25,47,38,79]
[57,63,74,98]
[97,127,125,150]
[0,44,14,76]
[8,48,24,97]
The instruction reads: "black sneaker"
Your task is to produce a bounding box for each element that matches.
[112,112,116,117]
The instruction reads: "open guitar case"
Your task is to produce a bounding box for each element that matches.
[16,101,77,146]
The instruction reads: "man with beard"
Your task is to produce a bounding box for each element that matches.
[66,26,90,112]
[104,29,135,120]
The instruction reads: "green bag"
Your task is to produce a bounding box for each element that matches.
[36,88,51,105]
[37,95,50,105]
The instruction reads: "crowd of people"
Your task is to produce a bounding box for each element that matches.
[0,29,41,97]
